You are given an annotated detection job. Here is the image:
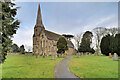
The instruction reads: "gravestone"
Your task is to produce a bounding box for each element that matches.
[76,53,79,57]
[43,53,45,58]
[52,54,56,60]
[89,53,91,55]
[109,53,112,58]
[85,52,88,56]
[113,53,118,61]
[79,53,81,56]
[35,53,40,58]
[81,52,83,56]
[55,53,57,58]
[94,53,97,56]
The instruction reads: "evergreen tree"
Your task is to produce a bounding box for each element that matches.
[109,35,117,55]
[12,44,19,53]
[78,31,95,53]
[100,34,111,56]
[0,2,20,63]
[57,37,68,54]
[62,34,74,40]
[6,41,12,53]
[115,33,120,56]
[100,34,118,56]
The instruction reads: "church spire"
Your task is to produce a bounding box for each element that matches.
[36,4,43,27]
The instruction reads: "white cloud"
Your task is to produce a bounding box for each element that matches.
[82,14,117,32]
[12,26,34,51]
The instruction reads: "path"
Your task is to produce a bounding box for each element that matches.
[54,56,82,80]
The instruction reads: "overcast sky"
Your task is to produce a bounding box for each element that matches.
[12,2,118,51]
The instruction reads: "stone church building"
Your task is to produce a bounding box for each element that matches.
[33,4,75,56]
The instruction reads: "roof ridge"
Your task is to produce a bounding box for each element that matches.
[45,30,63,37]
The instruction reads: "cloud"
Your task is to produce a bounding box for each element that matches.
[82,14,117,32]
[12,26,34,51]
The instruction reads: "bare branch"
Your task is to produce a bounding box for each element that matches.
[74,33,82,50]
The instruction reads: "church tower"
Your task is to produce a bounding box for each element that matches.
[34,4,45,36]
[33,4,45,54]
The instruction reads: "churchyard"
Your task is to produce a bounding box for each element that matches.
[69,54,119,78]
[2,55,66,78]
[2,53,119,78]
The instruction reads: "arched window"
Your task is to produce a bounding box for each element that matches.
[43,40,45,49]
[41,41,42,50]
[46,40,48,48]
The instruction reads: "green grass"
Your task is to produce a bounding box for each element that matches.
[2,55,65,78]
[69,55,118,78]
[0,64,2,80]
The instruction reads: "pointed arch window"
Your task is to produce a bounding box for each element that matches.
[43,40,45,49]
[41,41,42,50]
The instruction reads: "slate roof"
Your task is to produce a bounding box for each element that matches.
[44,30,74,48]
[45,30,62,41]
[67,40,74,48]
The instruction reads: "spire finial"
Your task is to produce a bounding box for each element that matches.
[36,4,43,27]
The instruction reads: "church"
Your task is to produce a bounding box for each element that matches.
[33,4,75,56]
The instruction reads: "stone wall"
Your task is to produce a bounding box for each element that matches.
[65,48,75,55]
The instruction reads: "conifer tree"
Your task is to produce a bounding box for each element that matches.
[20,45,25,54]
[0,1,20,63]
[57,37,68,54]
[100,34,118,56]
[78,31,95,53]
[115,33,120,56]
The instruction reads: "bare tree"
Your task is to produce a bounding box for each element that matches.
[74,33,82,51]
[25,45,32,52]
[107,28,118,36]
[93,27,107,55]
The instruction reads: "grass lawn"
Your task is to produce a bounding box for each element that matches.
[0,64,2,80]
[2,55,65,78]
[69,55,118,78]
